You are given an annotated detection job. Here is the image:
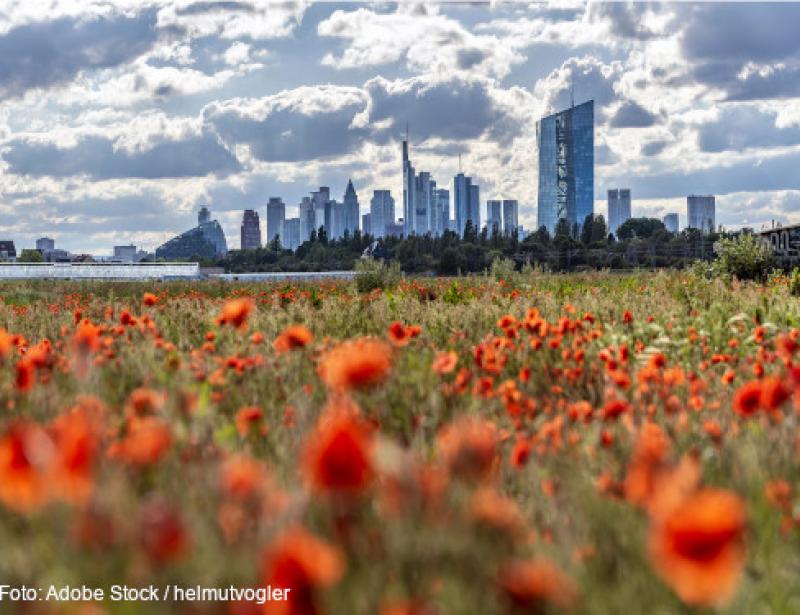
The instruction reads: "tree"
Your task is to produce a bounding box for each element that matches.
[18,249,43,263]
[462,220,478,243]
[617,217,667,241]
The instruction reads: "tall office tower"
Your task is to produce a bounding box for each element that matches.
[343,179,360,236]
[502,199,519,235]
[436,189,450,235]
[298,197,314,241]
[36,237,55,252]
[266,197,285,245]
[486,200,502,234]
[402,136,415,237]
[362,213,372,236]
[412,171,435,235]
[469,184,481,232]
[687,195,715,233]
[607,188,631,236]
[283,218,301,251]
[370,190,395,238]
[454,173,480,235]
[323,199,338,239]
[240,209,262,250]
[663,213,679,233]
[536,99,594,235]
[310,187,330,234]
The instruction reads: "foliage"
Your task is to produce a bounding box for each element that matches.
[616,217,667,241]
[18,248,44,263]
[354,257,402,292]
[713,232,775,280]
[0,273,796,612]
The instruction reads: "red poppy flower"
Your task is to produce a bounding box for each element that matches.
[273,324,314,353]
[303,409,373,495]
[317,338,392,391]
[648,489,747,607]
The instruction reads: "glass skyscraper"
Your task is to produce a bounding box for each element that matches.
[536,100,594,235]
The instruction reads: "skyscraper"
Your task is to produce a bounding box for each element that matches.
[402,136,415,237]
[687,195,715,233]
[283,218,301,251]
[436,189,450,235]
[502,200,519,235]
[343,179,360,237]
[663,213,679,233]
[266,197,285,245]
[298,197,314,242]
[240,209,261,250]
[362,213,371,236]
[454,173,480,235]
[536,99,594,235]
[370,190,395,239]
[487,200,502,235]
[311,187,330,234]
[414,172,434,235]
[469,184,480,233]
[607,189,631,236]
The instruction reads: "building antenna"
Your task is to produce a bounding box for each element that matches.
[458,153,462,173]
[405,121,409,143]
[570,85,575,108]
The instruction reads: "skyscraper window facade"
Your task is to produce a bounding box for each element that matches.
[342,180,359,237]
[487,200,502,234]
[536,100,594,235]
[502,200,519,235]
[370,190,395,239]
[607,189,631,236]
[283,218,301,251]
[266,197,285,245]
[454,173,480,235]
[687,195,715,233]
[663,213,679,233]
[240,209,262,250]
[436,189,450,235]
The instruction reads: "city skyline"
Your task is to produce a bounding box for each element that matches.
[1,2,799,252]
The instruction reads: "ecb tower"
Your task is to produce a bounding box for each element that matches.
[536,100,594,235]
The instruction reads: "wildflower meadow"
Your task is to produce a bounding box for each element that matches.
[1,271,799,614]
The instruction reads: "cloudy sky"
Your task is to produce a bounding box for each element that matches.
[1,1,799,252]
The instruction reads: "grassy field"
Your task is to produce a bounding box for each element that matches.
[0,271,799,614]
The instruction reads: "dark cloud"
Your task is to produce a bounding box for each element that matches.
[205,91,369,162]
[589,3,663,41]
[679,4,800,101]
[609,101,657,128]
[698,106,800,152]
[641,140,667,157]
[4,133,240,179]
[681,4,800,64]
[366,77,520,146]
[457,48,487,70]
[176,1,255,16]
[0,11,165,100]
